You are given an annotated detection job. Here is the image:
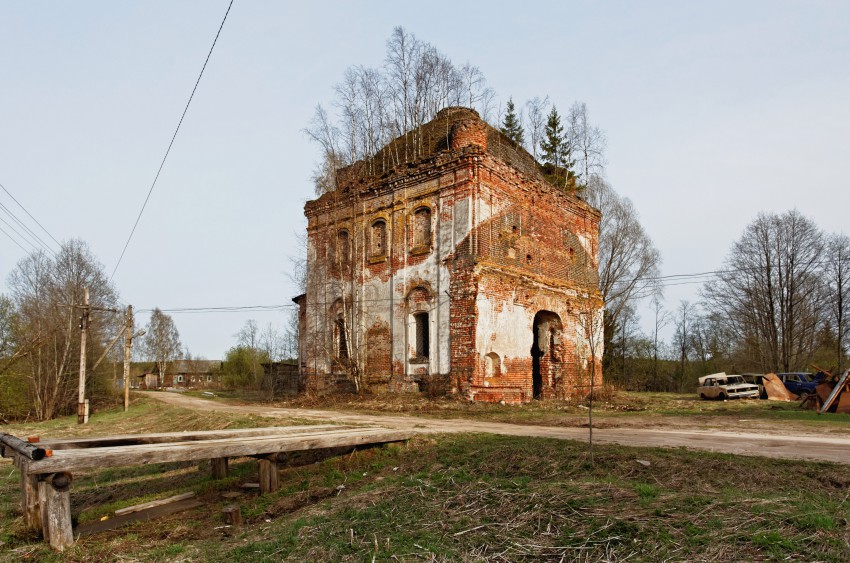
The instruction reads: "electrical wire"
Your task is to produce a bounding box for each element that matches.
[0,223,30,254]
[0,201,57,255]
[0,181,61,248]
[110,0,235,282]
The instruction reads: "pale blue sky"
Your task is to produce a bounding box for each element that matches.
[2,1,848,358]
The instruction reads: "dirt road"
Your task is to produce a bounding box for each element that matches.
[144,392,850,465]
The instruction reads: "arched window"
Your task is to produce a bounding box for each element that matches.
[413,207,432,249]
[370,220,386,258]
[335,315,349,360]
[414,312,430,358]
[336,230,350,266]
[484,352,501,378]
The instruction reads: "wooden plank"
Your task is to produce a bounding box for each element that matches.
[76,499,203,536]
[27,428,411,475]
[820,370,850,414]
[40,425,345,449]
[114,492,196,516]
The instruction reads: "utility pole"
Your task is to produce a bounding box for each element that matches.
[123,305,133,412]
[77,287,90,424]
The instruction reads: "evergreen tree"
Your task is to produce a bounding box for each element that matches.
[540,106,573,169]
[500,97,525,146]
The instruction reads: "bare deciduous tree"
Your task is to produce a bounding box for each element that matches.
[825,234,850,371]
[584,175,662,367]
[306,26,497,187]
[672,300,695,390]
[524,96,549,159]
[142,308,182,388]
[702,210,825,373]
[6,240,119,420]
[567,101,607,185]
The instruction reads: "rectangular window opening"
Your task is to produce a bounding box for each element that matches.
[415,313,430,358]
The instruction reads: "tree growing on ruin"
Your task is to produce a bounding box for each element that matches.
[567,102,606,185]
[142,308,182,388]
[539,106,573,170]
[524,96,549,159]
[500,97,525,145]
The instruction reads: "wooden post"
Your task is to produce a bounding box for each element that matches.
[123,305,133,412]
[257,458,279,493]
[78,287,90,424]
[39,473,74,551]
[222,505,242,526]
[17,458,41,530]
[211,457,229,479]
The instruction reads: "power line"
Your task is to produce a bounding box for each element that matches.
[0,223,30,254]
[0,201,57,255]
[110,0,235,282]
[0,213,42,254]
[0,181,61,248]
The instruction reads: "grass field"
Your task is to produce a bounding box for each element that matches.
[2,395,849,561]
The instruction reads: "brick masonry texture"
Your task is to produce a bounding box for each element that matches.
[298,107,604,402]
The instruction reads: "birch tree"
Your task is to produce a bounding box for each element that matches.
[143,308,182,388]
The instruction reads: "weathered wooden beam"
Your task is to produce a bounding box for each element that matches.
[17,457,41,530]
[258,458,280,493]
[114,492,196,517]
[39,425,344,450]
[211,457,229,479]
[27,428,411,475]
[1,433,49,460]
[38,473,73,551]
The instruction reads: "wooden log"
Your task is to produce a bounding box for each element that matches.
[114,492,196,517]
[39,473,73,551]
[37,480,50,543]
[258,458,279,493]
[18,458,41,530]
[222,505,242,526]
[1,433,48,460]
[211,457,229,479]
[27,428,412,475]
[39,425,344,450]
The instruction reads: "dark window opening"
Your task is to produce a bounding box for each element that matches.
[336,317,349,360]
[414,312,430,358]
[337,230,350,265]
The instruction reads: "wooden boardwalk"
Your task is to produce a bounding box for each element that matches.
[2,425,411,551]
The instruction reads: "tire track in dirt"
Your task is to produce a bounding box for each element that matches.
[143,392,850,465]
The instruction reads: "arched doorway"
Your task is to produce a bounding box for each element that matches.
[531,311,562,400]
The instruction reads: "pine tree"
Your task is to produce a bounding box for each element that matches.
[539,105,577,190]
[540,106,569,168]
[500,97,525,146]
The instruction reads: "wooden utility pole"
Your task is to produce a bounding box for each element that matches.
[77,288,90,424]
[123,305,133,412]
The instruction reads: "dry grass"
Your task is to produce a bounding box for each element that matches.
[2,398,849,561]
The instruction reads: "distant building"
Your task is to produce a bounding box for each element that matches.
[297,107,603,403]
[131,360,222,390]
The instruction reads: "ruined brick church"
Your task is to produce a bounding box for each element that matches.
[295,107,603,402]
